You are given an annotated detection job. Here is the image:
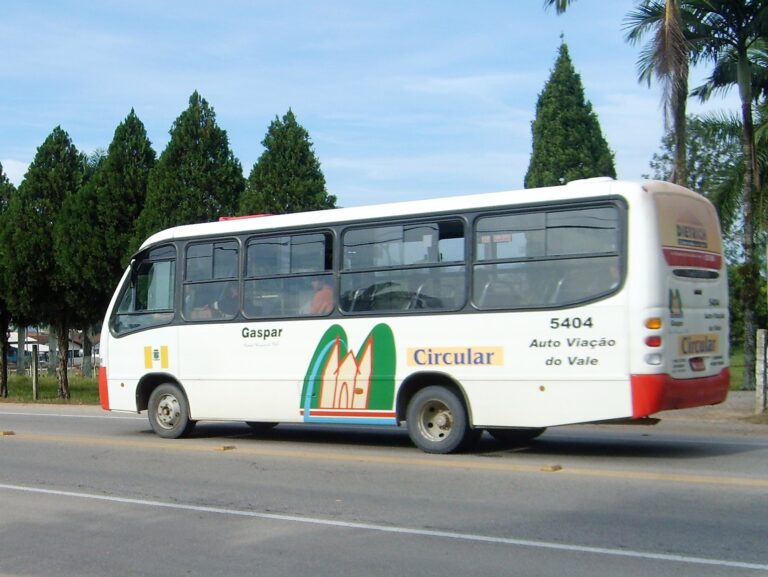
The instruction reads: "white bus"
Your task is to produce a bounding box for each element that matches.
[99,178,729,453]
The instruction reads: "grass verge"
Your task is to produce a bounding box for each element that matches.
[0,374,99,405]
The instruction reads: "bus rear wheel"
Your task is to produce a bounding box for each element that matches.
[406,386,477,454]
[148,383,196,439]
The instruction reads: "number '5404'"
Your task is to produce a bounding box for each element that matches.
[550,317,593,329]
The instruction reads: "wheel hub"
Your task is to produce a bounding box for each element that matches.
[421,401,453,440]
[156,394,180,429]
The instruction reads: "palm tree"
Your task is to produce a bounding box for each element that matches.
[624,1,692,186]
[543,0,572,13]
[692,44,768,229]
[686,0,768,390]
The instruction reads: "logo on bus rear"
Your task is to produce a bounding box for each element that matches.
[669,289,683,319]
[678,333,719,355]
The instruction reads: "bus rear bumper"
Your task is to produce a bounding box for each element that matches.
[630,369,730,418]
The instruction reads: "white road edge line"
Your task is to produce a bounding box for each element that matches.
[1,483,765,572]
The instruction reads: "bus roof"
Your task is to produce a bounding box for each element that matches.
[138,179,695,249]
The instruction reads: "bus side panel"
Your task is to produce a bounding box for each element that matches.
[468,379,632,428]
[177,320,398,424]
[178,322,303,422]
[172,303,633,428]
[103,325,179,412]
[398,302,632,428]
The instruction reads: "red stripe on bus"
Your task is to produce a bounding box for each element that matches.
[300,409,396,418]
[630,368,730,417]
[662,247,722,270]
[98,366,110,410]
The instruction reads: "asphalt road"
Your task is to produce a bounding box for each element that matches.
[1,399,767,577]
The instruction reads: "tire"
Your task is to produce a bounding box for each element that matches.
[487,427,546,445]
[147,383,196,439]
[406,386,476,454]
[245,421,278,433]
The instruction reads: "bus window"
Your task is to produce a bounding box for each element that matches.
[340,220,465,313]
[475,212,545,261]
[110,245,176,335]
[243,232,333,318]
[182,240,239,321]
[546,207,618,255]
[473,206,620,309]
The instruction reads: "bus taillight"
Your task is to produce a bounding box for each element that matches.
[645,336,662,347]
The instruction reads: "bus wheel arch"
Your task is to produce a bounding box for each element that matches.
[397,373,480,454]
[136,372,182,412]
[137,375,196,439]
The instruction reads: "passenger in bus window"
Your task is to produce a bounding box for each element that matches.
[187,284,215,320]
[309,277,334,315]
[189,302,213,320]
[215,283,239,319]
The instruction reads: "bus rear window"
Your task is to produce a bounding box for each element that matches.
[672,269,719,279]
[654,193,723,273]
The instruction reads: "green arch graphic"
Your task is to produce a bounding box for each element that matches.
[301,323,396,414]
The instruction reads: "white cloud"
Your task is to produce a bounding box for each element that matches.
[1,160,28,187]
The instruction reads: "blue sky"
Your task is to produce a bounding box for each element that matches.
[1,0,738,207]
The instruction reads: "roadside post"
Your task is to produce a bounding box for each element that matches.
[757,329,767,415]
[31,344,39,400]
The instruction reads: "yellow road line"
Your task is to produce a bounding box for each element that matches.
[6,432,768,489]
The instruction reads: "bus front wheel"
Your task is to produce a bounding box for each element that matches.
[148,383,196,439]
[406,386,477,454]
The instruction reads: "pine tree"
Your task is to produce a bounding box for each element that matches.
[0,162,11,210]
[55,114,156,378]
[1,127,84,398]
[525,42,616,188]
[94,110,156,271]
[240,109,336,215]
[135,92,244,241]
[0,162,15,397]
